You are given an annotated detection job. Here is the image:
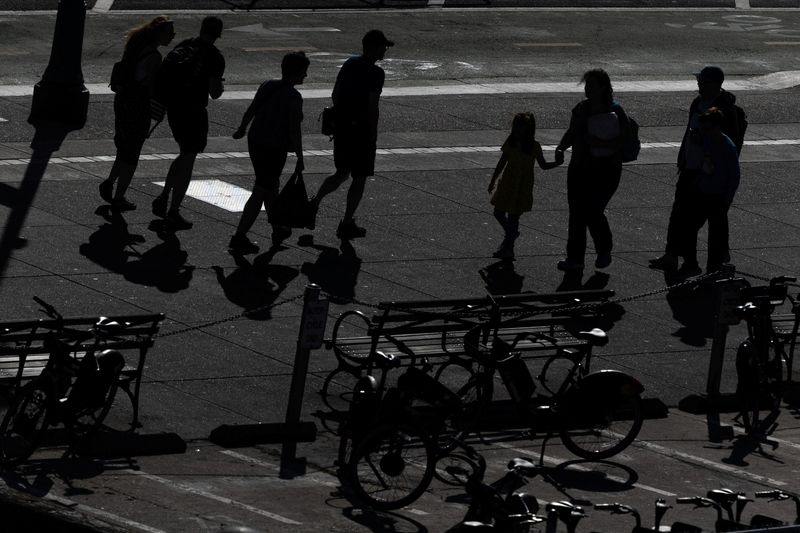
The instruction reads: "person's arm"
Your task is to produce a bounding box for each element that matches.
[367,90,380,141]
[289,96,304,173]
[232,100,256,139]
[536,151,562,170]
[556,107,579,157]
[208,53,225,100]
[725,145,741,205]
[677,99,697,170]
[488,153,508,192]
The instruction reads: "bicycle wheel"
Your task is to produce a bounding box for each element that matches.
[0,382,50,465]
[738,350,783,436]
[348,422,436,510]
[70,381,119,439]
[321,368,360,414]
[539,354,579,396]
[560,393,643,460]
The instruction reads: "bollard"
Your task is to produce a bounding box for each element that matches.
[280,284,329,477]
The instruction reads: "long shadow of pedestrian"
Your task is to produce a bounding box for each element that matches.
[212,247,300,320]
[79,206,145,274]
[123,230,194,293]
[664,272,716,347]
[479,259,524,295]
[555,270,625,332]
[299,237,362,304]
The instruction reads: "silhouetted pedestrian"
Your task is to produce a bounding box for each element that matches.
[555,69,632,271]
[100,16,175,211]
[683,108,740,274]
[228,51,309,254]
[649,65,744,277]
[151,16,225,230]
[311,30,394,240]
[488,112,563,260]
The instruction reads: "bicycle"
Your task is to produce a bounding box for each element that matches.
[591,499,673,532]
[734,275,797,437]
[751,490,800,529]
[450,323,644,462]
[0,297,127,466]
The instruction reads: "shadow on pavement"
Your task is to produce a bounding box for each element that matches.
[300,237,362,304]
[479,259,524,295]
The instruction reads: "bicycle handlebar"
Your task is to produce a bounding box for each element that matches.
[756,490,800,502]
[33,296,61,321]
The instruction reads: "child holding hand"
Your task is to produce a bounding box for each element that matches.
[488,112,563,259]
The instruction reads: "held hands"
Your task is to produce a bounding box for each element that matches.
[232,127,246,140]
[555,149,565,165]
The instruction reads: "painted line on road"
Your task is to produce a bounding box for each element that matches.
[0,138,797,169]
[153,179,257,213]
[219,449,340,488]
[495,442,676,497]
[631,439,787,487]
[92,0,114,12]
[515,42,583,47]
[0,117,6,122]
[765,41,800,45]
[736,0,751,8]
[3,71,800,100]
[45,494,167,533]
[126,469,302,525]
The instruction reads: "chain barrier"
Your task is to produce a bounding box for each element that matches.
[153,293,305,339]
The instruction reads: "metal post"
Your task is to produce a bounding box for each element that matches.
[281,284,328,476]
[0,0,89,289]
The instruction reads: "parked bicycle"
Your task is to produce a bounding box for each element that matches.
[447,323,644,461]
[734,275,797,437]
[591,499,673,532]
[0,297,127,465]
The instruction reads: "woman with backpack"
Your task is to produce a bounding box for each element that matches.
[555,69,632,272]
[100,16,175,211]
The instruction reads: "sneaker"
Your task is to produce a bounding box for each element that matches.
[228,234,259,254]
[152,195,167,218]
[166,210,193,230]
[99,179,114,203]
[557,259,584,271]
[336,219,367,240]
[675,261,702,278]
[649,253,678,271]
[595,253,612,269]
[111,197,136,212]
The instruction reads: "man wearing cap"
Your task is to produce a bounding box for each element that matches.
[649,65,742,277]
[312,29,394,240]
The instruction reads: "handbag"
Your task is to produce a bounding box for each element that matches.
[268,171,315,229]
[320,106,336,138]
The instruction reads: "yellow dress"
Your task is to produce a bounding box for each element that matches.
[491,140,541,215]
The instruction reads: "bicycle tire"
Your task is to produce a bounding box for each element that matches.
[348,422,436,510]
[559,393,643,460]
[0,382,50,465]
[70,381,119,440]
[320,368,360,414]
[539,354,579,396]
[738,349,784,436]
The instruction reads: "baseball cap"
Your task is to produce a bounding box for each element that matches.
[695,65,725,85]
[363,29,394,48]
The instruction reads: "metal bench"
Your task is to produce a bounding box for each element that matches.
[0,313,165,428]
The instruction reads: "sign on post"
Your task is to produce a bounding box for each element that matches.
[300,299,329,349]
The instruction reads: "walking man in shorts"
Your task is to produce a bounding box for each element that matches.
[152,16,225,229]
[311,30,394,240]
[229,51,309,254]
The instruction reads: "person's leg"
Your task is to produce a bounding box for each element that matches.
[563,166,588,267]
[343,174,367,222]
[586,159,621,264]
[167,152,197,214]
[314,170,350,204]
[650,171,695,270]
[113,161,138,201]
[235,186,268,237]
[705,195,729,271]
[493,208,508,233]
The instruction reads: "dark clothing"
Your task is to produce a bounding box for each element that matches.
[686,192,731,268]
[247,80,303,153]
[113,93,151,164]
[168,106,208,153]
[165,38,224,153]
[664,170,697,257]
[677,89,740,170]
[331,55,384,177]
[560,99,628,263]
[248,142,287,192]
[566,156,622,262]
[333,55,385,128]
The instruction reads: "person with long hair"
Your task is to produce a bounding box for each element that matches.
[555,69,632,271]
[488,112,563,260]
[100,16,175,211]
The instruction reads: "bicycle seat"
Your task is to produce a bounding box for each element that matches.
[372,351,401,369]
[507,457,538,474]
[576,328,608,346]
[94,317,130,336]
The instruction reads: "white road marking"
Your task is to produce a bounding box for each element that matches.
[765,41,800,45]
[153,179,257,213]
[220,449,339,488]
[632,440,787,487]
[514,42,582,47]
[1,138,798,170]
[45,494,167,533]
[735,0,752,9]
[3,70,800,100]
[271,27,341,32]
[126,469,302,525]
[495,442,677,497]
[92,0,114,12]
[428,0,446,6]
[0,117,7,122]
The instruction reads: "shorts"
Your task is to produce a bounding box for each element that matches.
[167,106,209,153]
[113,94,150,164]
[333,127,376,178]
[248,142,287,192]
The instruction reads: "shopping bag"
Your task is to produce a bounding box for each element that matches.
[268,171,315,229]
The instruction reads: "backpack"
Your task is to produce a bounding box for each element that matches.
[731,104,748,154]
[109,49,158,94]
[154,40,203,105]
[622,116,641,163]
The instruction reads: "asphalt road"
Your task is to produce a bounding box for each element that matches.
[1,4,800,532]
